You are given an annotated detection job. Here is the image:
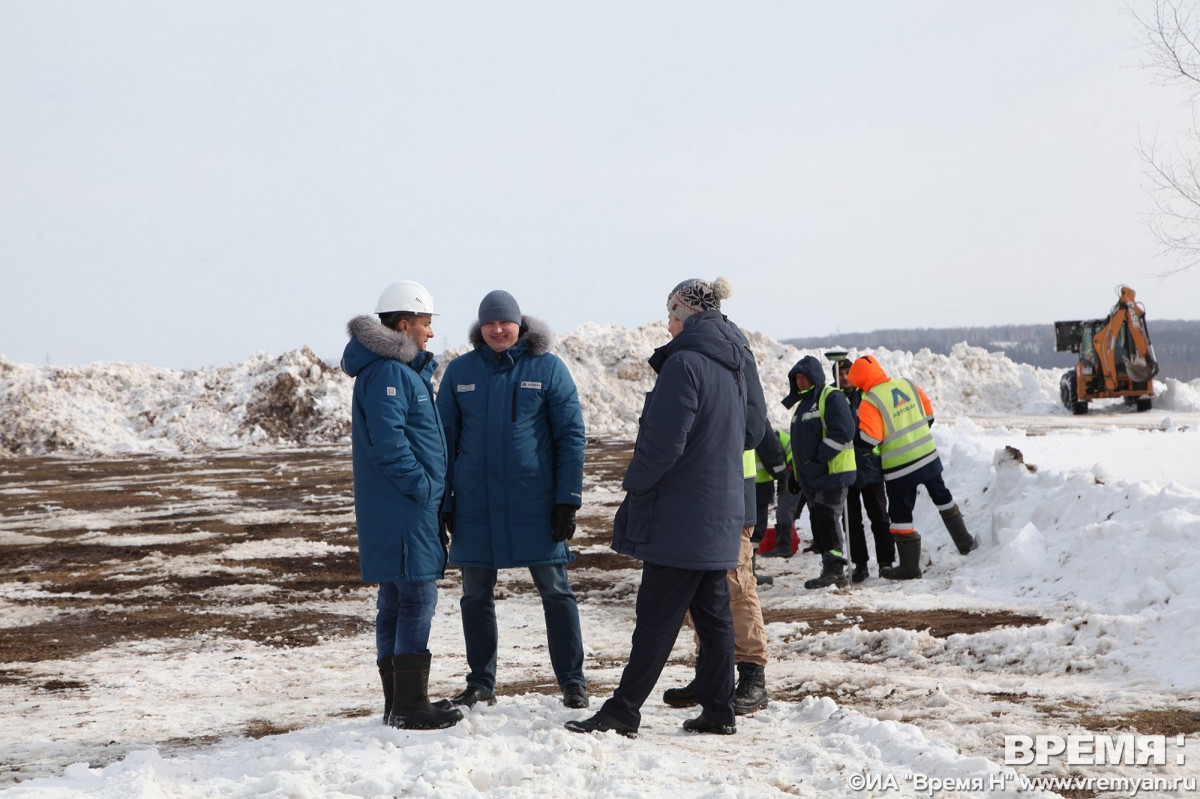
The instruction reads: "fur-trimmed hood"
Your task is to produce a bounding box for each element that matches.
[341,315,423,376]
[467,315,552,356]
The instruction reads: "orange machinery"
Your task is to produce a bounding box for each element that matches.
[1054,286,1158,414]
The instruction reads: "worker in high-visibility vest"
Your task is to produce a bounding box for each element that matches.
[750,428,788,582]
[758,429,807,559]
[782,355,857,589]
[847,355,978,580]
[835,357,893,582]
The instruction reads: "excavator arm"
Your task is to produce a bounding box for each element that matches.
[1092,286,1158,391]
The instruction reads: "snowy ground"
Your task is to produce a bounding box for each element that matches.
[3,331,1200,797]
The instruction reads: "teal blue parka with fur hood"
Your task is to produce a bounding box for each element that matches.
[341,315,449,583]
[436,316,586,569]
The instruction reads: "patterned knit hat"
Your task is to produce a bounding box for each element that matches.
[666,277,733,321]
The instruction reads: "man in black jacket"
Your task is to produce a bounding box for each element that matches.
[835,359,893,581]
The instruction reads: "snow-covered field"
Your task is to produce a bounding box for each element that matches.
[3,325,1200,798]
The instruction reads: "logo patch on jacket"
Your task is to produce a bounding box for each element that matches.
[457,384,476,392]
[520,381,542,389]
[891,388,912,407]
[386,386,396,396]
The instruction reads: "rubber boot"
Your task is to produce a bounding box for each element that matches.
[752,553,774,586]
[378,657,395,725]
[732,662,768,715]
[940,505,978,555]
[388,653,463,730]
[881,533,922,580]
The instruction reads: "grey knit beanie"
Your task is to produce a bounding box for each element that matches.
[667,277,733,321]
[478,289,522,325]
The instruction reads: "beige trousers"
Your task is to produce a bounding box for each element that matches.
[686,526,768,666]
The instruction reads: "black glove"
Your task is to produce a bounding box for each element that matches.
[439,512,454,549]
[787,474,800,495]
[551,504,578,543]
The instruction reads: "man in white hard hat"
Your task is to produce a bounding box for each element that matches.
[341,281,461,730]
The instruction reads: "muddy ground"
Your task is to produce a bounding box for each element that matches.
[3,439,1199,794]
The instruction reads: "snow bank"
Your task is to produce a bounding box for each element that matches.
[3,326,1199,456]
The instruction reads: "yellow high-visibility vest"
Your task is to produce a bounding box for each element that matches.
[861,378,937,478]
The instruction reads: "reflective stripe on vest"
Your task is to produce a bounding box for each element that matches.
[778,430,793,467]
[743,449,756,479]
[861,378,937,479]
[816,385,856,476]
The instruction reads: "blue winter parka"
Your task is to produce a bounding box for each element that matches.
[341,315,448,584]
[782,355,857,494]
[612,310,748,570]
[436,317,586,569]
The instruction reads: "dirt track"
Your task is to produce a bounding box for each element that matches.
[1,441,1046,671]
[4,440,1200,793]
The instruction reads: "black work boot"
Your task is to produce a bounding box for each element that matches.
[388,653,463,730]
[449,685,497,708]
[378,657,395,725]
[940,505,978,555]
[663,679,698,708]
[561,682,589,709]
[804,562,847,589]
[881,534,922,580]
[732,662,768,715]
[851,563,869,583]
[759,529,793,558]
[752,553,774,586]
[682,714,736,735]
[565,712,638,738]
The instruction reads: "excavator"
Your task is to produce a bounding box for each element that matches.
[1054,285,1158,414]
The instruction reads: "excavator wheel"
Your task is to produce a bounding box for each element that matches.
[1136,397,1153,412]
[1060,371,1089,415]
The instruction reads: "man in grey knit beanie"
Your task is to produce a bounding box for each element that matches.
[437,289,590,711]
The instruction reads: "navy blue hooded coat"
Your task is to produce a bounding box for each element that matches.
[612,310,748,570]
[782,355,857,494]
[341,315,448,583]
[436,317,586,569]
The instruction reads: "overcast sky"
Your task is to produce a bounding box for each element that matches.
[3,1,1199,369]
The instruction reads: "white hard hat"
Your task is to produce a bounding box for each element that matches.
[374,281,438,315]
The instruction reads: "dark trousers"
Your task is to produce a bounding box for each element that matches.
[808,487,848,568]
[751,481,774,544]
[846,482,894,566]
[600,563,735,729]
[884,459,954,530]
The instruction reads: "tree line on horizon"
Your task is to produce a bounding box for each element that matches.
[783,319,1200,382]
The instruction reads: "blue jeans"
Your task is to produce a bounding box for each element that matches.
[460,563,585,691]
[376,580,438,661]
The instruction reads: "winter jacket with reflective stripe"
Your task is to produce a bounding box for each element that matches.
[842,387,884,487]
[860,378,937,478]
[782,355,857,493]
[341,316,448,584]
[436,316,586,569]
[753,429,788,483]
[847,356,938,480]
[613,310,747,570]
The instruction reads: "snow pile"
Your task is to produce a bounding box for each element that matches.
[0,347,350,456]
[4,325,1200,456]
